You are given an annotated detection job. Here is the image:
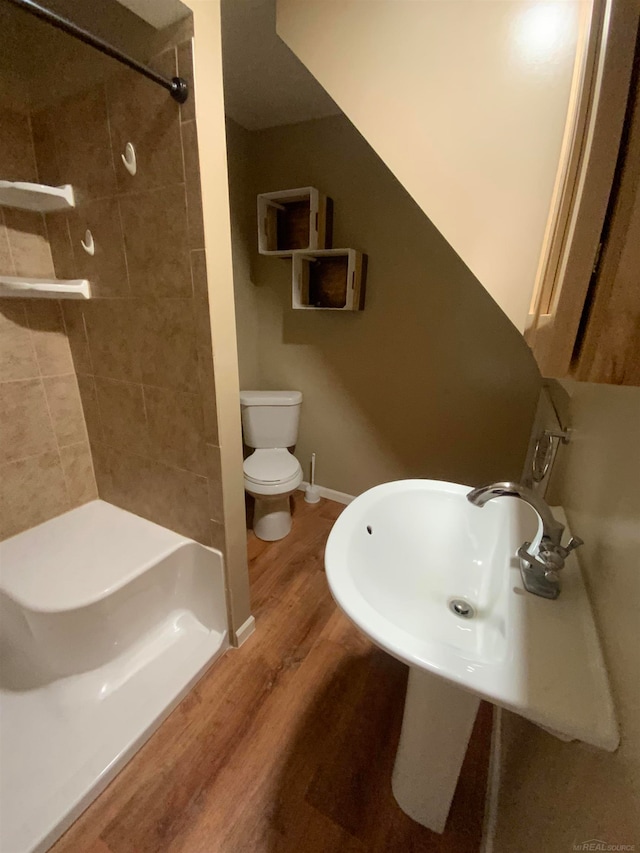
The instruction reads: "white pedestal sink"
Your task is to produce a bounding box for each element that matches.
[392,669,479,832]
[324,480,618,833]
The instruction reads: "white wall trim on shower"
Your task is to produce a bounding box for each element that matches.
[299,482,355,506]
[233,615,256,647]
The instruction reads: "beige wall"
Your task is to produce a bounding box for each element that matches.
[276,0,585,332]
[494,381,640,849]
[226,119,260,389]
[227,115,541,496]
[0,107,96,539]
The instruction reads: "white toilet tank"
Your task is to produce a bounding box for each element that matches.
[240,391,302,448]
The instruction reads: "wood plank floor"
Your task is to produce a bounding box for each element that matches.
[51,495,491,853]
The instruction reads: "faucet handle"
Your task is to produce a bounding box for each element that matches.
[557,536,584,559]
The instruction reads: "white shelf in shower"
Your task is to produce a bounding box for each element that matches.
[0,275,91,300]
[0,180,75,212]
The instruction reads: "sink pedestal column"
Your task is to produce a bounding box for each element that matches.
[392,667,480,833]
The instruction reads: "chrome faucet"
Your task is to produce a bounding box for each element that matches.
[466,482,583,599]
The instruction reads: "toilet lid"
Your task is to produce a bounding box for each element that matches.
[243,449,300,484]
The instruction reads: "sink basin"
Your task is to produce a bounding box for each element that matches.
[327,480,513,670]
[325,479,619,832]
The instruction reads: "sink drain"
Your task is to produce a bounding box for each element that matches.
[449,598,475,619]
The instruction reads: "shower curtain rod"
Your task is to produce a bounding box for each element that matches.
[7,0,189,103]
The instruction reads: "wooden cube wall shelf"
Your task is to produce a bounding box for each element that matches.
[257,187,331,256]
[292,249,366,311]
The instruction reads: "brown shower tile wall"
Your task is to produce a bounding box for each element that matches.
[0,108,97,540]
[28,42,225,549]
[0,295,97,540]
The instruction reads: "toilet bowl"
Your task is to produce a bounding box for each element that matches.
[244,449,303,540]
[240,391,303,541]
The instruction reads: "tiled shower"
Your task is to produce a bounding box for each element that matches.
[0,14,224,549]
[0,7,235,850]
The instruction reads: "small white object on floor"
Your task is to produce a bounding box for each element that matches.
[305,484,321,503]
[304,452,321,503]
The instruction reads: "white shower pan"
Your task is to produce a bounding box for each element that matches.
[0,500,229,853]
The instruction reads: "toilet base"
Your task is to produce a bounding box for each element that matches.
[252,495,293,541]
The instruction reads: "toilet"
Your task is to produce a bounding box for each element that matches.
[240,390,303,541]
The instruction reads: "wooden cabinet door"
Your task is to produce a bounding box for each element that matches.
[575,55,640,386]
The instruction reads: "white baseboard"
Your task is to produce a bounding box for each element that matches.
[299,482,355,506]
[480,705,502,853]
[233,615,256,647]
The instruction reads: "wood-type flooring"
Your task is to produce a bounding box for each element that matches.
[51,495,491,853]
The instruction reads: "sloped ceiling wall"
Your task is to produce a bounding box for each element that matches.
[277,0,585,331]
